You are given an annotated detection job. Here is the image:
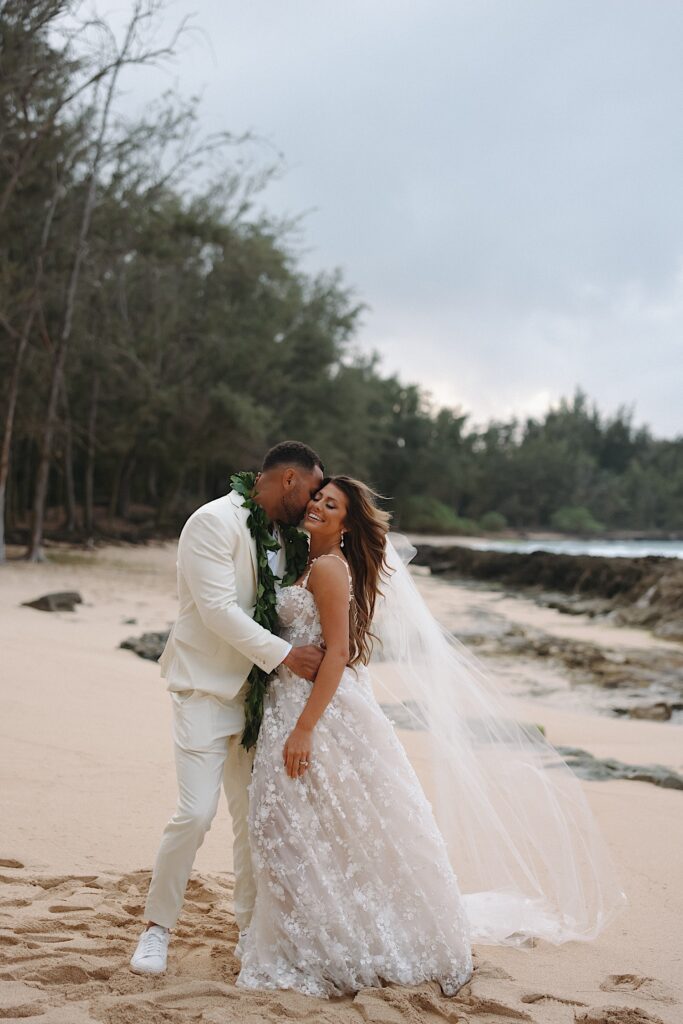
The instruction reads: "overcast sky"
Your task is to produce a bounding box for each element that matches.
[106,0,683,436]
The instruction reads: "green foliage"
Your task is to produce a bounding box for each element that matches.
[479,511,507,532]
[550,506,605,535]
[399,496,479,535]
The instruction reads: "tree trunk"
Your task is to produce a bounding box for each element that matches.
[84,372,99,540]
[6,457,18,536]
[170,469,185,514]
[0,175,61,563]
[0,319,31,563]
[60,380,77,533]
[28,329,67,559]
[27,21,135,561]
[147,464,158,504]
[156,468,184,527]
[20,439,33,527]
[108,454,126,521]
[117,453,136,520]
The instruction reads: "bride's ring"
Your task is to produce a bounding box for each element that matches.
[298,759,310,767]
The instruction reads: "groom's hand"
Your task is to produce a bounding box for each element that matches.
[282,644,324,681]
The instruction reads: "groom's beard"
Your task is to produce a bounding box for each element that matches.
[280,494,307,526]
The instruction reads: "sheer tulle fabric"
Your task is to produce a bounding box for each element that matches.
[369,535,627,945]
[236,582,473,998]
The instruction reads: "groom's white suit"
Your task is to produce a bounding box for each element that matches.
[144,489,291,932]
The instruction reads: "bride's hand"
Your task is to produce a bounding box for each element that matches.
[283,725,313,779]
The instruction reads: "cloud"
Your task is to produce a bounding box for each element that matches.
[368,264,683,436]
[103,0,683,435]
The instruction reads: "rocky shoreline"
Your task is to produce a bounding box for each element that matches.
[413,544,683,641]
[461,618,683,721]
[410,545,683,725]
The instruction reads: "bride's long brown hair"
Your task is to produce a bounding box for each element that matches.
[325,475,391,666]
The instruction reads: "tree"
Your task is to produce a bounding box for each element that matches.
[26,1,185,559]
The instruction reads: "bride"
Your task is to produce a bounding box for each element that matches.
[236,476,625,998]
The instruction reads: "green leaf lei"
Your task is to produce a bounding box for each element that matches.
[230,471,310,750]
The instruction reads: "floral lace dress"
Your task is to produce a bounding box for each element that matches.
[236,558,473,998]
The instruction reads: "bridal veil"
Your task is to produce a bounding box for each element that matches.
[367,535,627,945]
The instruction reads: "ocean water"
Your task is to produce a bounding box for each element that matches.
[418,537,683,560]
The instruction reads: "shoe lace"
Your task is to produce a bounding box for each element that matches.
[141,929,166,956]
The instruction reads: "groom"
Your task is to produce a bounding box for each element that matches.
[130,440,325,975]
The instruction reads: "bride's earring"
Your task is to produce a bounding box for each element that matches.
[340,532,346,549]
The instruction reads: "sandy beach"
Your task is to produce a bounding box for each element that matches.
[1,542,682,1024]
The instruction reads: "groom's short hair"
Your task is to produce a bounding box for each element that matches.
[262,440,325,475]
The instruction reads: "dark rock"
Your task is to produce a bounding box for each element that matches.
[22,591,82,612]
[627,702,673,721]
[556,746,683,790]
[120,631,169,661]
[537,593,614,618]
[611,702,677,721]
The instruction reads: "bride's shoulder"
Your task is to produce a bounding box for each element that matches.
[307,553,352,595]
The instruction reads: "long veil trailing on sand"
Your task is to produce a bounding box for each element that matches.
[368,535,627,945]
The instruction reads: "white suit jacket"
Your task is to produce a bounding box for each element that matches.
[159,490,291,700]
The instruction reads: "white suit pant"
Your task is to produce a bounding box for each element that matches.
[144,689,255,931]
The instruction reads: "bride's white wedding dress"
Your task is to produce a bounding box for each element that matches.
[236,560,473,998]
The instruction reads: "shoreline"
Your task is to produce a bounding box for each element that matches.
[412,543,683,722]
[413,542,683,642]
[5,520,683,556]
[412,528,683,543]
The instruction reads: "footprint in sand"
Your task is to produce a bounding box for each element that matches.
[1,868,241,1015]
[0,981,47,1019]
[0,1002,47,1019]
[47,904,96,913]
[600,975,680,1006]
[577,1009,668,1024]
[522,992,588,1007]
[26,876,74,891]
[23,963,92,986]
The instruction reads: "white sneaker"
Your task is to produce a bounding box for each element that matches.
[130,924,170,975]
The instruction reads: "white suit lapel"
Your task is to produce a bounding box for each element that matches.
[228,489,258,583]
